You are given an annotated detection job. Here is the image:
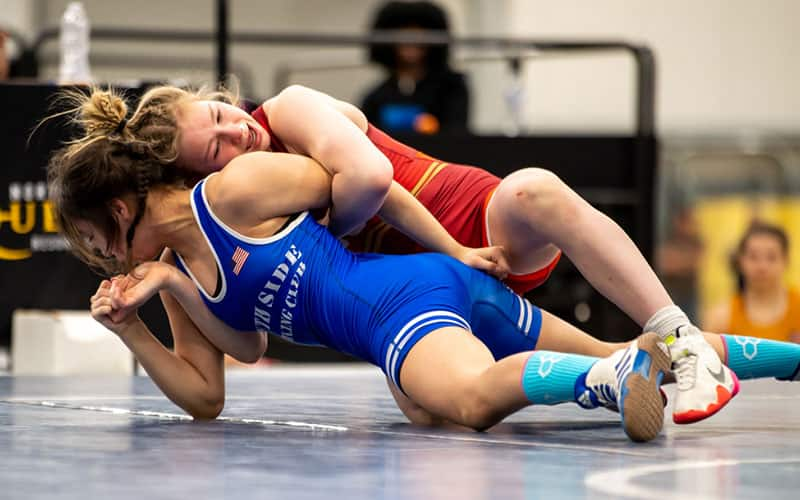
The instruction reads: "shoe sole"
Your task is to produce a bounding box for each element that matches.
[672,370,740,424]
[619,332,671,442]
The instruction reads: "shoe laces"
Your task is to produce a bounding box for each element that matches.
[672,353,697,391]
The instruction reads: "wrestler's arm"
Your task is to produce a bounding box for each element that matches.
[265,86,507,273]
[91,279,225,419]
[207,151,333,225]
[267,85,391,236]
[377,181,472,254]
[160,250,267,363]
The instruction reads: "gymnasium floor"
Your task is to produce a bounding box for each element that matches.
[1,365,798,499]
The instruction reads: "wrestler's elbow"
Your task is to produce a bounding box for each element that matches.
[188,392,225,420]
[361,155,393,195]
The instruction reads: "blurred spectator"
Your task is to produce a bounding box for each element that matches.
[0,31,10,80]
[657,208,704,320]
[704,221,800,342]
[0,30,38,80]
[361,1,469,134]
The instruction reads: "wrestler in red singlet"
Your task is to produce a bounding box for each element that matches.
[250,106,559,294]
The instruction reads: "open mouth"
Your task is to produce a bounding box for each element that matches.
[248,126,257,150]
[242,123,257,151]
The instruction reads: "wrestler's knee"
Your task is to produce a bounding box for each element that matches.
[497,168,579,225]
[452,386,500,431]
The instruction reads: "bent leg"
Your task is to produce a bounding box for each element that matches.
[398,326,667,441]
[488,167,673,326]
[398,326,529,430]
[398,326,595,430]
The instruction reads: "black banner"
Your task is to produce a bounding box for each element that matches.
[0,83,174,349]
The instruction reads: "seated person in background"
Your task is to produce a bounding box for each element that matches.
[704,221,800,343]
[361,1,469,134]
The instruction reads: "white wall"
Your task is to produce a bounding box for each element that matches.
[0,0,37,59]
[506,0,800,135]
[0,0,35,32]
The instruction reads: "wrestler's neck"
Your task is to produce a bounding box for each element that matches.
[141,187,202,258]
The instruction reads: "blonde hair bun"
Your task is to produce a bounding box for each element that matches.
[80,87,129,136]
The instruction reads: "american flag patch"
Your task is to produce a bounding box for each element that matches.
[231,246,249,275]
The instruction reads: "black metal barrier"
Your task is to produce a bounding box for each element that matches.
[0,82,656,359]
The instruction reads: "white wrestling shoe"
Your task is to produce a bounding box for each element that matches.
[576,332,671,442]
[667,325,740,424]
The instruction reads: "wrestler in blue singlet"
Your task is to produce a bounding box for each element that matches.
[174,177,544,390]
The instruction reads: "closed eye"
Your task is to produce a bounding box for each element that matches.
[213,107,222,159]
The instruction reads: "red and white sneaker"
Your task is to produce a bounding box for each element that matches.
[667,326,740,424]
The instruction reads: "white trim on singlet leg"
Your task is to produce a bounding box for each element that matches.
[523,297,534,335]
[516,294,526,330]
[385,311,470,386]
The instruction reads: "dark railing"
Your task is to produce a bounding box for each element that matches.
[29,27,655,137]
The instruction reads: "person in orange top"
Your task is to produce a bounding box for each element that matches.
[705,221,800,343]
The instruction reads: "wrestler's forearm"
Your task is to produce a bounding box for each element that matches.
[270,85,393,237]
[377,181,463,256]
[117,320,224,419]
[327,167,392,237]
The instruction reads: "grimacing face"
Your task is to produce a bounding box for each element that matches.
[739,233,787,289]
[75,218,126,264]
[74,199,163,270]
[176,100,271,175]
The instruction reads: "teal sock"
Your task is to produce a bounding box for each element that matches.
[521,351,598,405]
[722,334,800,381]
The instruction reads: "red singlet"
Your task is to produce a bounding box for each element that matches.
[250,107,559,294]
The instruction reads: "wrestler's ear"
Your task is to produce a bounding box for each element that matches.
[108,198,133,224]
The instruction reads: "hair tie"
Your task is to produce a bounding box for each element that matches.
[114,118,128,135]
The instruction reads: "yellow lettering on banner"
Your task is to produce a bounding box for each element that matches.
[0,246,31,260]
[0,202,36,234]
[41,200,59,233]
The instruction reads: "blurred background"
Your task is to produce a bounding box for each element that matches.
[1,0,798,369]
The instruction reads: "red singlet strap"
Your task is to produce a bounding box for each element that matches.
[250,106,289,153]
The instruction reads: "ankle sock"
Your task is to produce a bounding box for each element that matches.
[520,351,597,405]
[721,334,800,381]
